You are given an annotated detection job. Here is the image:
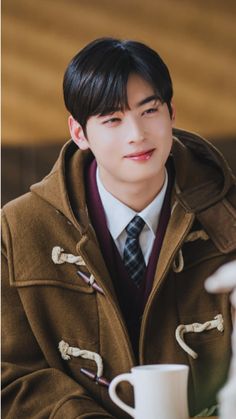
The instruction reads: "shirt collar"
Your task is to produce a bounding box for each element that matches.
[96,168,168,240]
[139,171,168,235]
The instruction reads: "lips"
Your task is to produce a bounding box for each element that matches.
[124,148,155,161]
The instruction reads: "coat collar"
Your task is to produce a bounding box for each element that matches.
[30,129,235,228]
[30,141,92,235]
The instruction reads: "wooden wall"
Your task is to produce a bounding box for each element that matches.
[2,0,236,204]
[2,0,236,144]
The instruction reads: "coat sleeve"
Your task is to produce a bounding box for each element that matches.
[1,219,114,419]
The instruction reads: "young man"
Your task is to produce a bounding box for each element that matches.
[2,38,236,418]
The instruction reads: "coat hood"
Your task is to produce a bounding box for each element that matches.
[30,128,235,226]
[171,128,235,212]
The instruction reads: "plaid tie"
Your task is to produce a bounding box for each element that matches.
[123,215,146,287]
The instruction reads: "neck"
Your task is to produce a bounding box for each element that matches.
[99,170,166,212]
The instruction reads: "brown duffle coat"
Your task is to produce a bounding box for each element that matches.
[2,128,236,418]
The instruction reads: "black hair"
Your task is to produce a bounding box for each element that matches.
[63,37,173,131]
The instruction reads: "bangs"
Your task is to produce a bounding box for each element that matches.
[87,67,131,118]
[81,65,164,122]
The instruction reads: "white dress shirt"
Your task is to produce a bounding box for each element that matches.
[96,168,168,265]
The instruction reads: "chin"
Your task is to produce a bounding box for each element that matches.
[127,172,160,185]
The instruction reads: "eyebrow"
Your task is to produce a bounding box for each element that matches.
[136,95,161,108]
[98,95,161,118]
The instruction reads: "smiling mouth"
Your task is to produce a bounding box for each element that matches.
[124,149,155,161]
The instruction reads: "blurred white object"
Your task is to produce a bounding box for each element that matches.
[205,260,236,419]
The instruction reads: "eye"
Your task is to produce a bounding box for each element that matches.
[142,107,158,116]
[103,117,121,125]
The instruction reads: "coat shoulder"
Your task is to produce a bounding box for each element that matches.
[2,192,38,251]
[2,190,59,242]
[1,187,82,290]
[197,184,236,254]
[3,191,46,220]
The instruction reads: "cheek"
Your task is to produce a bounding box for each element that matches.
[147,115,171,132]
[96,132,121,153]
[89,136,119,163]
[156,129,173,156]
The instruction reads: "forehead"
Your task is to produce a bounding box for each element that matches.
[126,73,156,106]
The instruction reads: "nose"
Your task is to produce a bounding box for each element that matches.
[126,117,144,144]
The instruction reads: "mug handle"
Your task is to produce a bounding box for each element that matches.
[109,373,135,417]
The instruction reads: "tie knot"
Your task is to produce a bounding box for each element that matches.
[125,215,145,238]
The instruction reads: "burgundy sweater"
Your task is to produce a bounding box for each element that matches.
[85,159,174,359]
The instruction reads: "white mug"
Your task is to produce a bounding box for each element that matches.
[109,364,189,419]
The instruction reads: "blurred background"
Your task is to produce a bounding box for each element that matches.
[2,0,236,205]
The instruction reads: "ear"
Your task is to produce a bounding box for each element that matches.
[68,115,89,150]
[170,101,176,125]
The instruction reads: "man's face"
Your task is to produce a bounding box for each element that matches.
[70,73,174,195]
